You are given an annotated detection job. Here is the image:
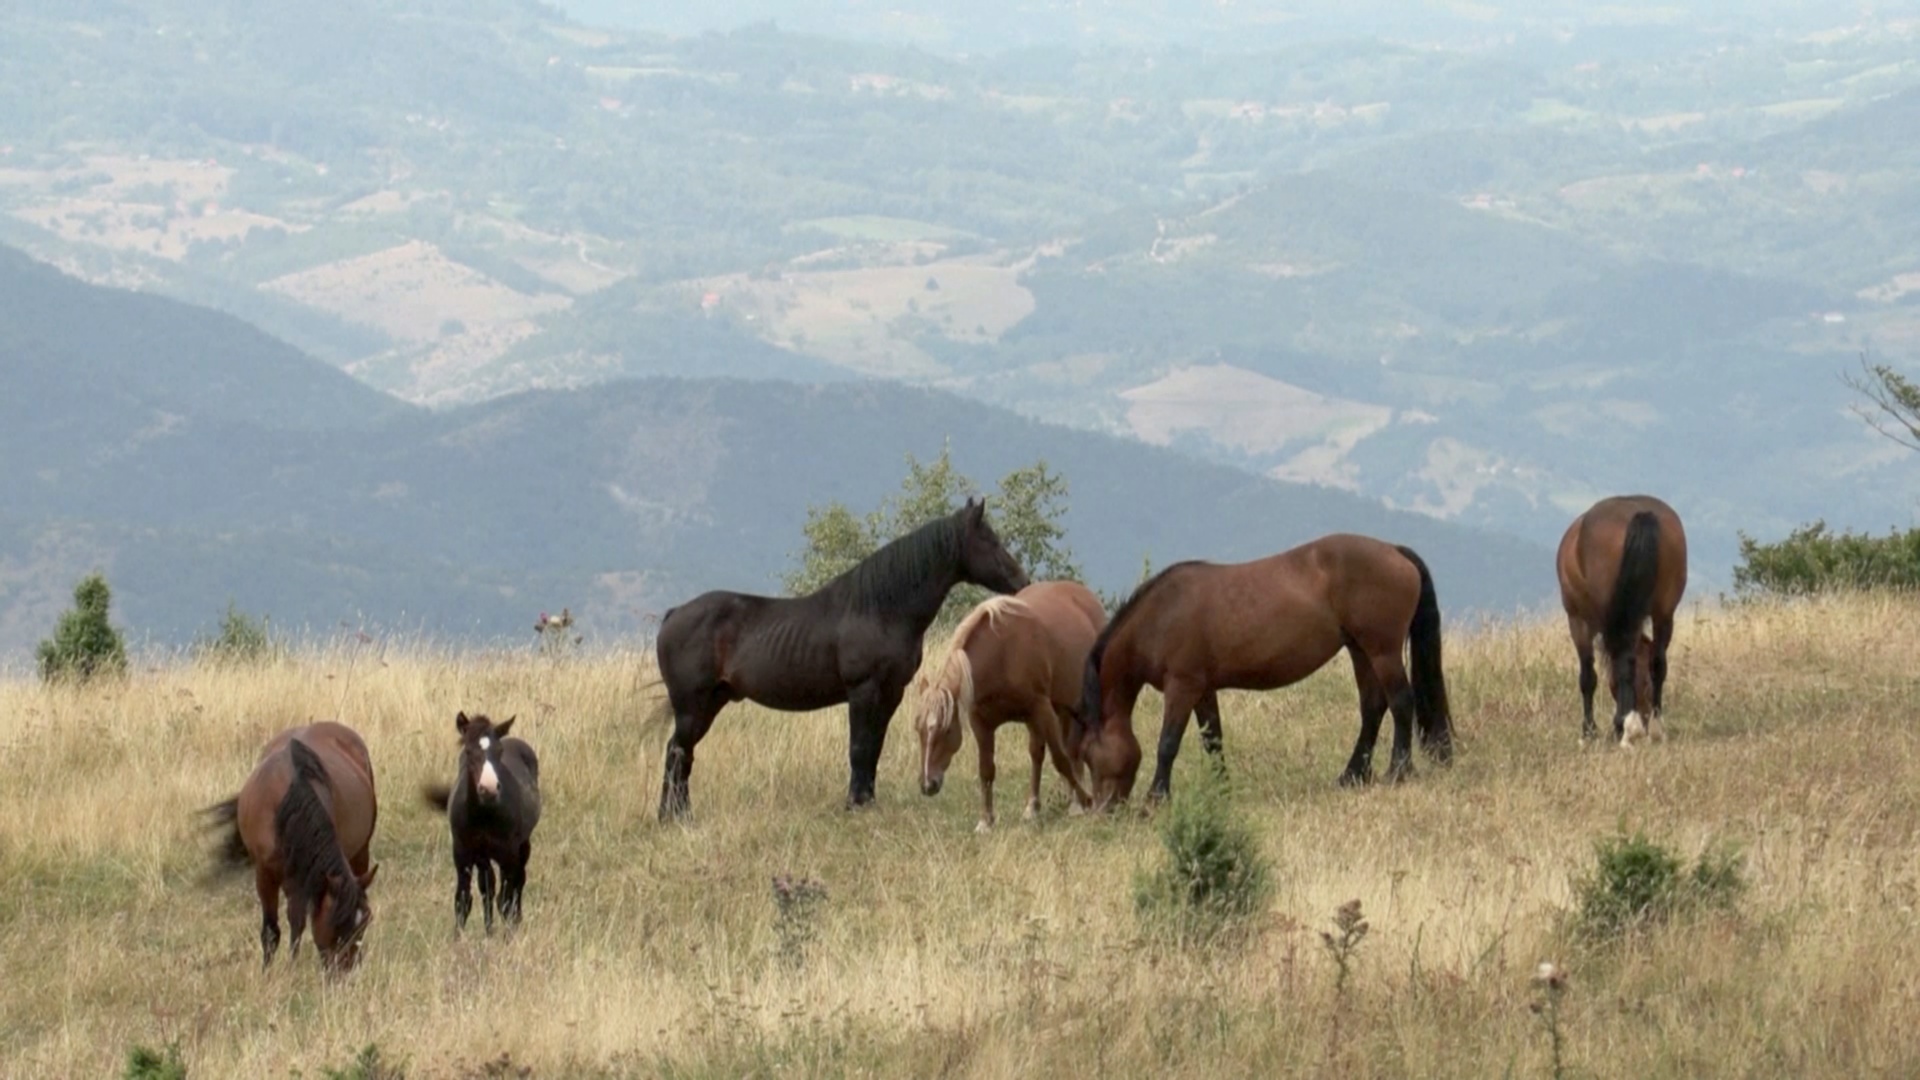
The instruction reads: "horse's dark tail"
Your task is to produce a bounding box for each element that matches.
[1602,511,1662,659]
[1396,546,1454,761]
[199,796,252,882]
[421,783,453,813]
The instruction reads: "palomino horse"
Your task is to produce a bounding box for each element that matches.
[424,712,542,934]
[653,498,1029,819]
[1077,534,1454,804]
[1557,495,1687,747]
[910,580,1103,831]
[204,721,380,972]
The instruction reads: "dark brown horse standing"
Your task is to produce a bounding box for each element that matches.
[423,712,542,934]
[1557,495,1687,747]
[910,580,1104,831]
[204,721,380,972]
[1077,534,1454,804]
[652,498,1029,820]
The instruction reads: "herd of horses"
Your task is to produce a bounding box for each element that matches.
[199,492,1686,972]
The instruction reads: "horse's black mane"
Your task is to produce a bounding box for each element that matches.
[820,507,965,613]
[276,739,362,942]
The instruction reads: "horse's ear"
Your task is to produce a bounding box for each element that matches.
[357,863,379,890]
[495,716,515,739]
[968,497,986,521]
[455,711,469,734]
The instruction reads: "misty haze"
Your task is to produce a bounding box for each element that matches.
[3,1,1920,1076]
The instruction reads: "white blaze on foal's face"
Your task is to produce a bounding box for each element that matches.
[476,735,500,797]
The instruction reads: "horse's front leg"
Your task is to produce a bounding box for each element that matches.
[453,855,473,934]
[846,676,908,809]
[478,860,497,934]
[975,721,998,832]
[1148,681,1204,802]
[1023,724,1044,823]
[1196,691,1226,765]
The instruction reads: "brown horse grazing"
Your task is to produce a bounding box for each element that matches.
[1557,495,1687,747]
[910,581,1104,831]
[423,712,542,935]
[1076,534,1454,804]
[204,722,380,972]
[652,498,1028,820]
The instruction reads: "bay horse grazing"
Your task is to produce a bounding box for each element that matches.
[1076,534,1454,804]
[423,712,542,934]
[203,721,380,972]
[1557,495,1687,747]
[910,580,1103,831]
[653,497,1029,820]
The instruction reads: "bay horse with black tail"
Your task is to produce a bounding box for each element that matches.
[1557,495,1687,747]
[653,497,1029,820]
[203,722,380,972]
[910,580,1103,831]
[1076,534,1454,805]
[423,712,542,934]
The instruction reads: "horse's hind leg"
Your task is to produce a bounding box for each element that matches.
[1650,618,1674,741]
[1578,640,1600,744]
[1340,644,1389,787]
[255,868,282,969]
[1369,650,1418,783]
[503,843,530,926]
[1023,723,1045,823]
[1196,692,1226,779]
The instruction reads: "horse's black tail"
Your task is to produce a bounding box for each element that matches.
[1602,511,1662,659]
[200,796,252,882]
[1396,546,1454,761]
[421,783,453,813]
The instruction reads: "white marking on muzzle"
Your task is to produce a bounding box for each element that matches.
[478,757,499,797]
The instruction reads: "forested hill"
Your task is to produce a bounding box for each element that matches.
[0,248,1551,659]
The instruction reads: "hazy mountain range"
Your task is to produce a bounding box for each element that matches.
[3,0,1918,654]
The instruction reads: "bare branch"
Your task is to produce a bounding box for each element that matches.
[1841,353,1920,453]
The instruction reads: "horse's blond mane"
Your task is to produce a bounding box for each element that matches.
[913,596,1032,738]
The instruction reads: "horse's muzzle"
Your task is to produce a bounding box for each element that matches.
[921,776,942,796]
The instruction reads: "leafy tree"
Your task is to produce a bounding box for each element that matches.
[782,441,1082,626]
[38,573,129,683]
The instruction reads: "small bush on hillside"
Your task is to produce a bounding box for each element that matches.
[194,602,279,666]
[1134,763,1273,944]
[38,573,128,684]
[1572,830,1746,940]
[771,873,829,971]
[319,1044,406,1080]
[124,1043,188,1080]
[1734,521,1920,595]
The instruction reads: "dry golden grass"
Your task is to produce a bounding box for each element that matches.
[4,593,1920,1078]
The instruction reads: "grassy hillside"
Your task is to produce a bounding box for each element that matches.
[2,592,1917,1076]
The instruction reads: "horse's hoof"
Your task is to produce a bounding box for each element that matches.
[974,819,993,834]
[1337,769,1372,788]
[1067,800,1087,817]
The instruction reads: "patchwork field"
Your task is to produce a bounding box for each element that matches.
[1,592,1918,1078]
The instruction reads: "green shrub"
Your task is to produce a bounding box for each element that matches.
[1734,521,1920,595]
[1573,830,1746,940]
[319,1044,406,1080]
[194,602,279,666]
[37,573,128,684]
[1133,763,1272,943]
[124,1043,188,1080]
